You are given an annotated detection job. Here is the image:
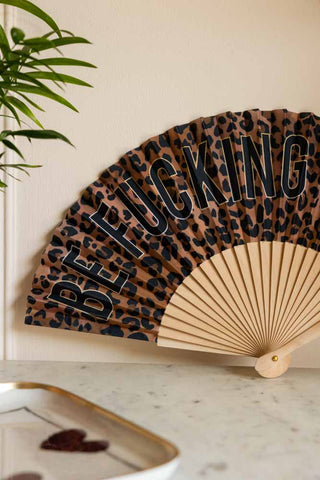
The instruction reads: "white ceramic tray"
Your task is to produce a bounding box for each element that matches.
[0,382,179,480]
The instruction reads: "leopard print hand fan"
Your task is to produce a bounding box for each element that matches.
[26,109,320,378]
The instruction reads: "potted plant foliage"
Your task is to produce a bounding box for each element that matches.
[0,0,95,189]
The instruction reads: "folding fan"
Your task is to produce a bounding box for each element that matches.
[26,108,320,378]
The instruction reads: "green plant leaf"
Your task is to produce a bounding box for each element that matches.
[5,51,23,68]
[1,138,24,158]
[53,36,91,46]
[8,50,64,77]
[1,163,41,175]
[0,70,56,91]
[0,25,10,58]
[0,98,21,126]
[22,36,56,50]
[11,27,25,44]
[0,0,61,36]
[0,2,95,191]
[42,29,74,39]
[27,71,92,87]
[23,36,91,52]
[5,96,43,128]
[3,128,74,146]
[2,163,40,167]
[0,82,79,111]
[26,57,97,68]
[13,91,44,111]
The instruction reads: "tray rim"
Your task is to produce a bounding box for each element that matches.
[0,381,180,478]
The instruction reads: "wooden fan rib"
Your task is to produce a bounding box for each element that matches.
[161,315,255,355]
[163,303,256,352]
[157,336,242,355]
[268,241,282,341]
[175,283,237,323]
[246,242,267,346]
[279,306,320,348]
[260,241,272,341]
[271,243,306,343]
[274,247,317,339]
[233,244,265,346]
[219,247,265,348]
[184,265,260,350]
[207,252,264,349]
[269,241,288,343]
[274,253,320,343]
[271,242,297,343]
[272,245,312,345]
[277,278,320,343]
[170,289,257,352]
[279,296,320,345]
[280,292,319,342]
[158,325,252,355]
[190,266,244,322]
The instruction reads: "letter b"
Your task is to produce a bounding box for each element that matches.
[48,281,112,320]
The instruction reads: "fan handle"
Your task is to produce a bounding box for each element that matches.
[255,322,320,378]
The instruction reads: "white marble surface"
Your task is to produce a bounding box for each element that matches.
[0,361,320,480]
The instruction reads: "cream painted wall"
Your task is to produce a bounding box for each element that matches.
[2,0,320,366]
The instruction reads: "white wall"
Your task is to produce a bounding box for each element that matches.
[2,0,320,366]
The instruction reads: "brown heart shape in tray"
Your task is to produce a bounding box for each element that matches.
[40,429,109,453]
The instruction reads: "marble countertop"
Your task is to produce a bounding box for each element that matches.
[0,361,319,480]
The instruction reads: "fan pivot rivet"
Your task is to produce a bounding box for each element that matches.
[272,355,279,362]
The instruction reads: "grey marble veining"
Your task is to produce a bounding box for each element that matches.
[0,361,319,479]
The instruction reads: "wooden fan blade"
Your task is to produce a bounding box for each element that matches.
[255,353,291,378]
[255,321,320,378]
